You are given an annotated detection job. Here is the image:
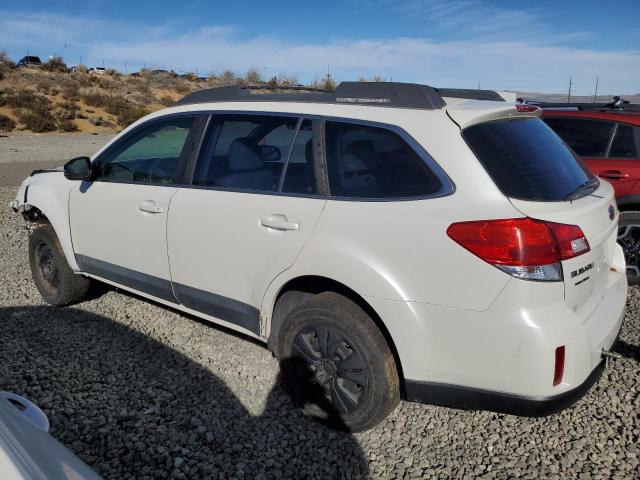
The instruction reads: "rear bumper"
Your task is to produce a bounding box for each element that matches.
[405,359,606,417]
[366,248,627,410]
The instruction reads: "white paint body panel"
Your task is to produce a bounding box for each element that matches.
[69,182,176,281]
[167,188,325,309]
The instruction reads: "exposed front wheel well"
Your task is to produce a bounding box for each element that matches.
[268,275,405,390]
[21,205,47,223]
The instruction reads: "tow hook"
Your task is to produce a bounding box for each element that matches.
[601,349,623,366]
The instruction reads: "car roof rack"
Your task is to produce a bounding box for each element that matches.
[517,96,640,112]
[175,82,508,109]
[435,88,505,102]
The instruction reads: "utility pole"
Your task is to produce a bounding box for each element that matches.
[124,61,127,74]
[477,81,481,90]
[567,78,573,102]
[594,77,599,103]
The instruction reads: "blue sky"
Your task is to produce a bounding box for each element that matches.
[1,0,639,93]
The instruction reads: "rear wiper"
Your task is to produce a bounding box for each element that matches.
[564,177,599,201]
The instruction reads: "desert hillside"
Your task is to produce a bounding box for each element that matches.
[1,54,637,135]
[0,55,310,134]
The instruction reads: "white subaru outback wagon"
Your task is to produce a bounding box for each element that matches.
[11,82,627,432]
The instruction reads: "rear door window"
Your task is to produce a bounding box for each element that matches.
[282,120,316,195]
[543,117,614,157]
[609,124,638,158]
[463,118,595,201]
[324,121,442,198]
[193,114,298,192]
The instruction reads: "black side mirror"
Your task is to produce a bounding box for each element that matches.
[64,156,92,180]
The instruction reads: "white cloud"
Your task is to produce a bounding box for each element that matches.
[1,10,638,94]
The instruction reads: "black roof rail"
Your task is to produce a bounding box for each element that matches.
[435,88,505,102]
[517,96,640,112]
[174,81,509,109]
[175,82,452,109]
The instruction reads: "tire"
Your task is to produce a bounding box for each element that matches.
[29,223,91,305]
[618,210,640,286]
[277,292,400,432]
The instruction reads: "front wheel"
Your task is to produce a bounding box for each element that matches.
[277,292,400,432]
[618,211,640,286]
[29,223,91,305]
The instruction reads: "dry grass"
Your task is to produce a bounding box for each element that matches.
[0,63,338,133]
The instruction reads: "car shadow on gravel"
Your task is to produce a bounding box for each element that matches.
[613,339,640,363]
[0,306,368,479]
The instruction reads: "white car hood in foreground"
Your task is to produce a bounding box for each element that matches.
[0,394,101,480]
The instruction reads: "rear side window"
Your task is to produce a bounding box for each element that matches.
[463,118,594,201]
[325,121,441,198]
[609,124,638,158]
[543,118,614,157]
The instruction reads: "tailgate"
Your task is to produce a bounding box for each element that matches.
[509,181,619,319]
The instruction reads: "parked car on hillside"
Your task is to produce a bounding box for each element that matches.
[15,56,42,68]
[88,67,106,75]
[533,99,640,285]
[11,83,627,431]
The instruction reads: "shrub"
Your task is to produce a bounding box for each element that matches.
[105,68,119,76]
[277,73,299,87]
[244,68,263,85]
[56,119,78,131]
[18,109,56,132]
[74,64,88,73]
[117,105,149,127]
[61,83,80,100]
[90,116,115,128]
[0,113,16,132]
[174,82,191,94]
[56,100,79,120]
[42,56,68,73]
[219,70,238,86]
[157,95,175,106]
[5,89,51,111]
[0,51,14,80]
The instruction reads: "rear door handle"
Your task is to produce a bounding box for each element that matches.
[260,214,299,231]
[599,170,629,180]
[138,200,164,214]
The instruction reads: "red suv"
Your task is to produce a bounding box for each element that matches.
[536,100,640,285]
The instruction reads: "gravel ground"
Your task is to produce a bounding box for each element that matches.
[0,132,115,186]
[0,135,638,479]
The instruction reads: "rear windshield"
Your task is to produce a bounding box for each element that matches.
[463,118,595,201]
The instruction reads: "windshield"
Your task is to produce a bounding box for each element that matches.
[463,117,597,201]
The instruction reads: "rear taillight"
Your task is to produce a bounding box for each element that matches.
[515,104,540,113]
[446,218,590,281]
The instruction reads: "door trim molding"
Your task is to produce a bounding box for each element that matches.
[76,254,178,303]
[173,283,260,335]
[75,254,260,335]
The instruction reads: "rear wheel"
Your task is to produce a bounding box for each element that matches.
[29,223,91,305]
[618,211,640,286]
[277,292,399,432]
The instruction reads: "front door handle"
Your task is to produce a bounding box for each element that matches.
[260,214,299,231]
[138,200,164,214]
[599,170,629,180]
